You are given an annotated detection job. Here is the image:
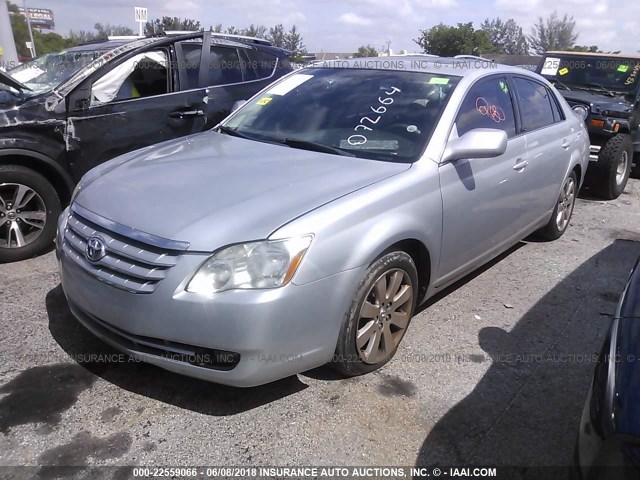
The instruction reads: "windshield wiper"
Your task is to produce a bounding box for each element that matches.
[282,138,356,157]
[574,83,616,97]
[551,79,571,91]
[217,125,253,140]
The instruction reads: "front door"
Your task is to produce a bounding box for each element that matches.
[65,45,208,179]
[437,75,529,285]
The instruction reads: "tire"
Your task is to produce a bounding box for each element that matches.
[589,134,632,200]
[331,251,418,377]
[0,165,61,263]
[535,171,578,241]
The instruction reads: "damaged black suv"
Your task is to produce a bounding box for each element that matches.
[536,51,640,199]
[0,32,292,262]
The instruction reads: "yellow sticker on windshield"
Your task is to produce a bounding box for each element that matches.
[429,77,450,85]
[618,65,630,73]
[558,67,569,76]
[256,97,273,106]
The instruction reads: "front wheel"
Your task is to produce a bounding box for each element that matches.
[0,165,61,263]
[331,251,418,377]
[535,171,577,241]
[589,134,632,199]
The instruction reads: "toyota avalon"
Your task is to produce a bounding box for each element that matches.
[57,58,589,386]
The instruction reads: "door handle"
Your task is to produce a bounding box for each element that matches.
[513,159,529,171]
[169,109,205,119]
[561,139,571,149]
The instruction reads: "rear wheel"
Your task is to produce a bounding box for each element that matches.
[331,251,418,377]
[535,171,577,241]
[0,165,61,263]
[589,134,632,199]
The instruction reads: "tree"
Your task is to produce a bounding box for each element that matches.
[267,24,286,48]
[354,45,378,58]
[242,24,268,39]
[283,26,307,62]
[569,45,601,53]
[528,11,578,54]
[144,17,201,35]
[210,24,223,33]
[414,22,494,56]
[480,18,528,55]
[94,23,134,38]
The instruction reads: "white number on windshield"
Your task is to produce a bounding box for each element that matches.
[347,87,401,146]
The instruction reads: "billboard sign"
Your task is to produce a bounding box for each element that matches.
[18,7,55,30]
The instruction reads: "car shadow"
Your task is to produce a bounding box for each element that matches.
[45,285,308,416]
[414,239,640,476]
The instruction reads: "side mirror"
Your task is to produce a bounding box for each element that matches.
[442,128,508,163]
[231,100,247,112]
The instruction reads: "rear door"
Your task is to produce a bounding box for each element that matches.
[511,75,575,224]
[64,41,208,178]
[437,75,529,284]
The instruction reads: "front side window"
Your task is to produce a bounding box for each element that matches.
[223,68,461,163]
[455,76,516,138]
[91,50,168,105]
[513,77,556,131]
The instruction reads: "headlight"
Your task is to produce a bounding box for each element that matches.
[186,236,313,295]
[572,105,589,121]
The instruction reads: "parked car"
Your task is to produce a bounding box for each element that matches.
[0,32,293,262]
[536,51,640,199]
[57,58,589,387]
[576,256,640,479]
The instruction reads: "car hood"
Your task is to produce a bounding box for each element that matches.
[75,131,411,252]
[559,89,632,117]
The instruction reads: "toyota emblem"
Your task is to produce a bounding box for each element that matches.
[85,235,107,262]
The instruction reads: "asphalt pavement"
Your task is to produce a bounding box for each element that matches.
[1,179,639,478]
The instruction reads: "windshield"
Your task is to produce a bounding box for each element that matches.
[539,54,640,94]
[222,68,460,163]
[6,48,111,95]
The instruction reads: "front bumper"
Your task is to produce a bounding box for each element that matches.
[56,208,365,387]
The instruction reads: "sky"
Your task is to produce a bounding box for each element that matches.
[44,0,639,54]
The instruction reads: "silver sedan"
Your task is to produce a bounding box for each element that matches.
[57,58,589,386]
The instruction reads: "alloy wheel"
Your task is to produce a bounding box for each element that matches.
[356,268,414,364]
[555,176,576,232]
[0,183,47,249]
[616,151,629,185]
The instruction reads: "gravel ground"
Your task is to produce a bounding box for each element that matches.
[1,178,639,477]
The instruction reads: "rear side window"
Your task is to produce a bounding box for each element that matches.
[208,46,243,86]
[248,50,277,79]
[513,77,558,131]
[455,76,516,138]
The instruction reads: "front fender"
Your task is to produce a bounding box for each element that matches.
[271,163,442,287]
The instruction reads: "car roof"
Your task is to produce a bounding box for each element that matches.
[67,32,280,54]
[546,51,640,60]
[310,55,532,78]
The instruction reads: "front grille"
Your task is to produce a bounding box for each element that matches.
[70,301,240,371]
[62,210,181,294]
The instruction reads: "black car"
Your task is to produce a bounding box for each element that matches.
[536,51,640,200]
[576,256,640,479]
[0,32,292,262]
